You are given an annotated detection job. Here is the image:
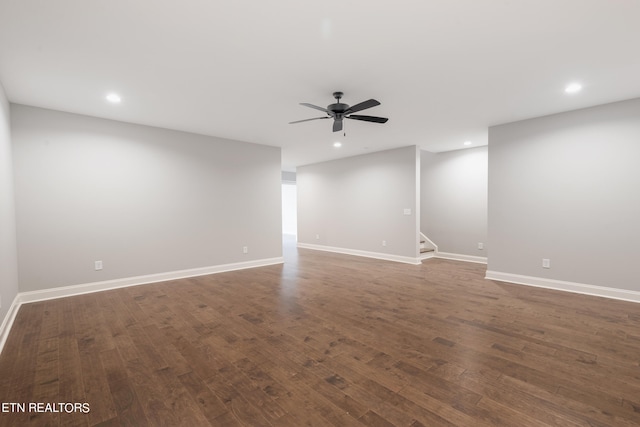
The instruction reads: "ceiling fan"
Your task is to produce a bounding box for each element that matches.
[289,91,388,132]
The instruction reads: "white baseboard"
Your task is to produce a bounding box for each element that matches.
[0,295,22,355]
[297,243,421,265]
[485,270,640,304]
[435,252,488,264]
[17,257,284,305]
[420,252,435,260]
[0,257,283,355]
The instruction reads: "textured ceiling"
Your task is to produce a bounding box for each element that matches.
[1,0,639,171]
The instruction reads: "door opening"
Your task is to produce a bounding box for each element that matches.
[282,182,297,237]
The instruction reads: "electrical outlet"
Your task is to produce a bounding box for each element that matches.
[542,259,551,269]
[95,260,103,271]
[403,208,411,215]
[243,246,248,254]
[478,242,484,250]
[315,234,320,240]
[382,240,387,247]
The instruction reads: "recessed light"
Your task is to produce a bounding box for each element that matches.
[463,141,472,146]
[564,83,582,94]
[106,93,121,103]
[333,142,342,148]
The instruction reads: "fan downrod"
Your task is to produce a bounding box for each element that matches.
[333,91,344,102]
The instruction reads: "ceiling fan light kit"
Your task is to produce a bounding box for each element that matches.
[290,91,388,132]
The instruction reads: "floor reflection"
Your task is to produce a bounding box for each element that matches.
[278,234,302,313]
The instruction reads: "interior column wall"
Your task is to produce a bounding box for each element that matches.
[297,146,419,261]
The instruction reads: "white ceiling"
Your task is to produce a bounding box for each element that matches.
[1,1,640,171]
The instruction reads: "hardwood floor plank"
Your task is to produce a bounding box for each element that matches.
[123,357,181,426]
[177,371,228,422]
[124,323,169,371]
[458,368,583,426]
[78,347,117,425]
[358,410,395,427]
[206,377,275,427]
[142,324,193,376]
[154,366,213,426]
[396,384,487,427]
[258,361,365,427]
[106,378,149,427]
[2,244,640,426]
[28,336,61,426]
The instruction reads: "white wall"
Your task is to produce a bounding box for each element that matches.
[297,146,420,261]
[488,97,640,292]
[421,147,487,258]
[0,83,19,327]
[11,105,282,292]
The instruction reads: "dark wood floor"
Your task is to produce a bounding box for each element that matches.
[2,241,640,426]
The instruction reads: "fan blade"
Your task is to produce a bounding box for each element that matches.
[289,117,329,124]
[333,119,343,132]
[300,103,329,113]
[344,99,380,114]
[346,114,388,123]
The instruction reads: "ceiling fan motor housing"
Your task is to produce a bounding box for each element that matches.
[328,103,348,117]
[329,92,348,118]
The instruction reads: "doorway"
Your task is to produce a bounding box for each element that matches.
[282,182,297,237]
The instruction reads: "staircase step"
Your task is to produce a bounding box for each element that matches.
[420,248,434,253]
